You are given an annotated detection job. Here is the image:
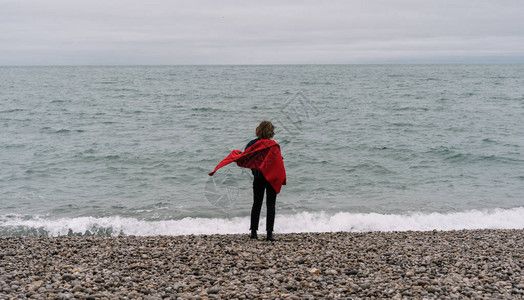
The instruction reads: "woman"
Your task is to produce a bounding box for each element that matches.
[246,121,279,241]
[209,120,286,241]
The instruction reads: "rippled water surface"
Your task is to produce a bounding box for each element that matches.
[1,65,523,235]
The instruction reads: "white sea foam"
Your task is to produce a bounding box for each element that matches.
[1,207,523,237]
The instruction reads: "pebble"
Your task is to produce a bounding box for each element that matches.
[325,269,338,275]
[346,269,358,275]
[416,279,429,286]
[0,229,522,298]
[207,287,220,294]
[61,274,76,281]
[72,285,83,292]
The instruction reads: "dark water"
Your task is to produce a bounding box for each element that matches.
[1,65,523,236]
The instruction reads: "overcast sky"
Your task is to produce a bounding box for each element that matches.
[1,0,523,65]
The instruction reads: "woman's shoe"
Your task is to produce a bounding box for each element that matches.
[266,231,276,242]
[250,230,258,239]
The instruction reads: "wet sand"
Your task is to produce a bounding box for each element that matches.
[1,229,523,299]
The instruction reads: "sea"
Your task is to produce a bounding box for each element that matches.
[1,64,523,236]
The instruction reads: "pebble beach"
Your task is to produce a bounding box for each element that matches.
[1,229,523,299]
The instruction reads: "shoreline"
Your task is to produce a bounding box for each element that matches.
[1,229,523,299]
[3,206,524,237]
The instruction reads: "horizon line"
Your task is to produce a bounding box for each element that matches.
[2,61,524,67]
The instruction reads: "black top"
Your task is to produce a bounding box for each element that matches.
[245,138,262,178]
[245,138,260,150]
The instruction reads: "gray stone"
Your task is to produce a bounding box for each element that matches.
[207,287,220,294]
[346,269,359,275]
[72,285,83,292]
[416,280,429,286]
[325,269,338,275]
[427,286,441,293]
[62,274,76,281]
[57,293,72,299]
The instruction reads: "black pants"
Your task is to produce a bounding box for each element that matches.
[250,175,276,232]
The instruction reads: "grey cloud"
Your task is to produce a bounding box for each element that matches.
[1,0,523,65]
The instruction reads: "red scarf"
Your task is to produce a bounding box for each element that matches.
[209,139,286,194]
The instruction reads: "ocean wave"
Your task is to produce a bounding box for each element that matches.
[190,107,225,113]
[426,147,523,164]
[40,128,85,134]
[0,108,25,113]
[1,207,523,237]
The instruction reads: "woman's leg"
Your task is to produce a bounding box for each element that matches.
[250,176,265,231]
[265,180,277,233]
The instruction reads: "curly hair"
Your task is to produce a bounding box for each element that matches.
[255,120,275,139]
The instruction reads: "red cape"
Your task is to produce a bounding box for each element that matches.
[209,139,286,194]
